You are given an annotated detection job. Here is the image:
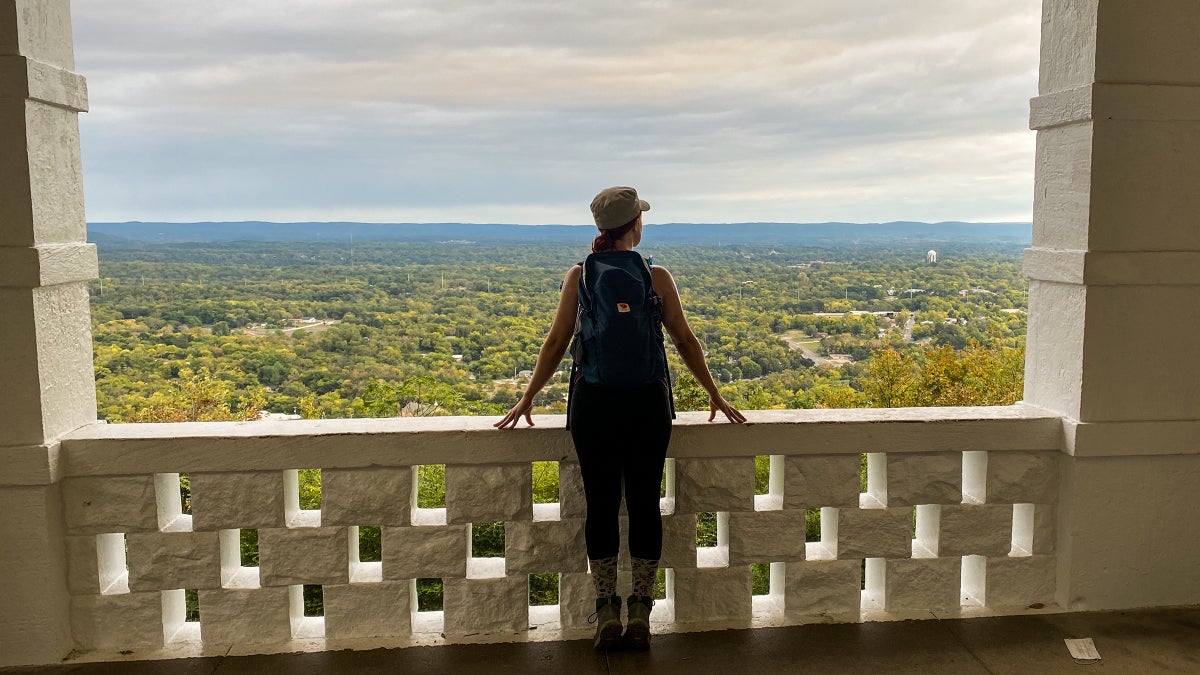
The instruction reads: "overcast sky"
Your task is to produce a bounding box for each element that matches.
[72,1,1042,225]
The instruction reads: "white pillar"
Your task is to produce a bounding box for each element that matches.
[0,0,96,666]
[1026,0,1200,611]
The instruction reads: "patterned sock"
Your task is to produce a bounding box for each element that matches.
[590,556,618,598]
[631,557,659,597]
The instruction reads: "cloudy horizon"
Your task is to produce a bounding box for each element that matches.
[73,1,1042,225]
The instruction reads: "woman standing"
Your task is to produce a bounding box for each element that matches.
[495,186,744,650]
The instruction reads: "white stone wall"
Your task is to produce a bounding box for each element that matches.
[50,407,1062,654]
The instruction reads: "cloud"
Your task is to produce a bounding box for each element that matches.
[73,0,1041,224]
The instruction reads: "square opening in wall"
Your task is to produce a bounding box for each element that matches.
[653,568,668,601]
[185,589,200,622]
[696,512,718,548]
[805,508,822,543]
[415,465,446,509]
[303,585,324,617]
[471,521,505,558]
[751,563,772,595]
[415,578,443,612]
[529,573,559,606]
[241,529,259,567]
[532,461,559,504]
[358,525,382,562]
[754,456,770,495]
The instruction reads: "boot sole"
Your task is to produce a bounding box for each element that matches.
[623,619,651,649]
[594,619,623,650]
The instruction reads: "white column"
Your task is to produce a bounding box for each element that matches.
[1026,0,1200,611]
[0,0,96,666]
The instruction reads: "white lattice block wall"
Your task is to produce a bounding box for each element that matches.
[1016,504,1056,555]
[190,471,287,531]
[443,575,528,636]
[836,506,911,559]
[65,533,127,595]
[938,504,1013,557]
[382,524,468,580]
[445,464,532,524]
[986,452,1059,504]
[672,567,752,625]
[660,513,698,570]
[69,592,166,650]
[558,571,595,631]
[324,581,412,639]
[197,586,292,644]
[62,475,159,535]
[127,531,222,592]
[878,556,961,612]
[783,559,861,619]
[728,509,807,565]
[783,454,861,509]
[259,526,350,586]
[505,519,587,575]
[674,458,754,513]
[885,452,962,507]
[321,468,412,526]
[558,461,586,520]
[980,555,1056,609]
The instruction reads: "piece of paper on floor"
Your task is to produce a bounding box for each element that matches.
[1065,637,1102,662]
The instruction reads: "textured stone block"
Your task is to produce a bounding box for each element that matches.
[558,461,587,520]
[127,531,222,591]
[672,566,752,625]
[197,586,292,644]
[881,556,961,612]
[65,533,128,595]
[505,518,587,575]
[62,475,158,535]
[985,555,1057,609]
[939,504,1013,557]
[784,454,863,509]
[324,581,412,639]
[659,513,698,570]
[69,592,166,650]
[1030,504,1055,555]
[190,471,287,531]
[558,571,595,631]
[382,524,468,580]
[728,509,807,565]
[675,458,755,514]
[443,575,528,637]
[321,468,412,526]
[445,464,532,524]
[836,507,911,560]
[784,559,862,619]
[885,452,962,507]
[987,452,1059,504]
[259,526,350,586]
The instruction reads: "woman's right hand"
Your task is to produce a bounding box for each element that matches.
[709,395,746,424]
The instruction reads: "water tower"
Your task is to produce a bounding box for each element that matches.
[926,250,937,263]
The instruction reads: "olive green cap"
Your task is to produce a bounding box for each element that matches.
[590,186,650,230]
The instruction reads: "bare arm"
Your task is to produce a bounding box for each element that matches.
[652,266,746,423]
[494,265,580,428]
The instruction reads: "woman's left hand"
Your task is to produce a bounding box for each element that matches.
[494,397,535,429]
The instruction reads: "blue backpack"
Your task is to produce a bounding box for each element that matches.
[570,250,670,389]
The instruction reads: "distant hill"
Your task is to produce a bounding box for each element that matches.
[87,221,1031,246]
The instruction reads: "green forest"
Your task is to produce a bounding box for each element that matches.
[93,237,1027,616]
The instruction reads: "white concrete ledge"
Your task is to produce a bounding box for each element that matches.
[1031,83,1200,130]
[0,243,99,288]
[59,405,1063,477]
[0,443,60,486]
[0,54,87,111]
[1024,248,1200,286]
[1065,419,1200,457]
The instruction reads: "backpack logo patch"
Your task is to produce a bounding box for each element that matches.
[616,302,631,313]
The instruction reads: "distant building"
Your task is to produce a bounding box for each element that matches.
[927,250,937,263]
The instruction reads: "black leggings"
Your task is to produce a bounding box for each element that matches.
[569,379,673,560]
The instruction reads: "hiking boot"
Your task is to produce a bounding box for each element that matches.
[623,595,654,649]
[589,596,622,650]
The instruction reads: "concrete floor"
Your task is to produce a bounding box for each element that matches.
[4,606,1199,674]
